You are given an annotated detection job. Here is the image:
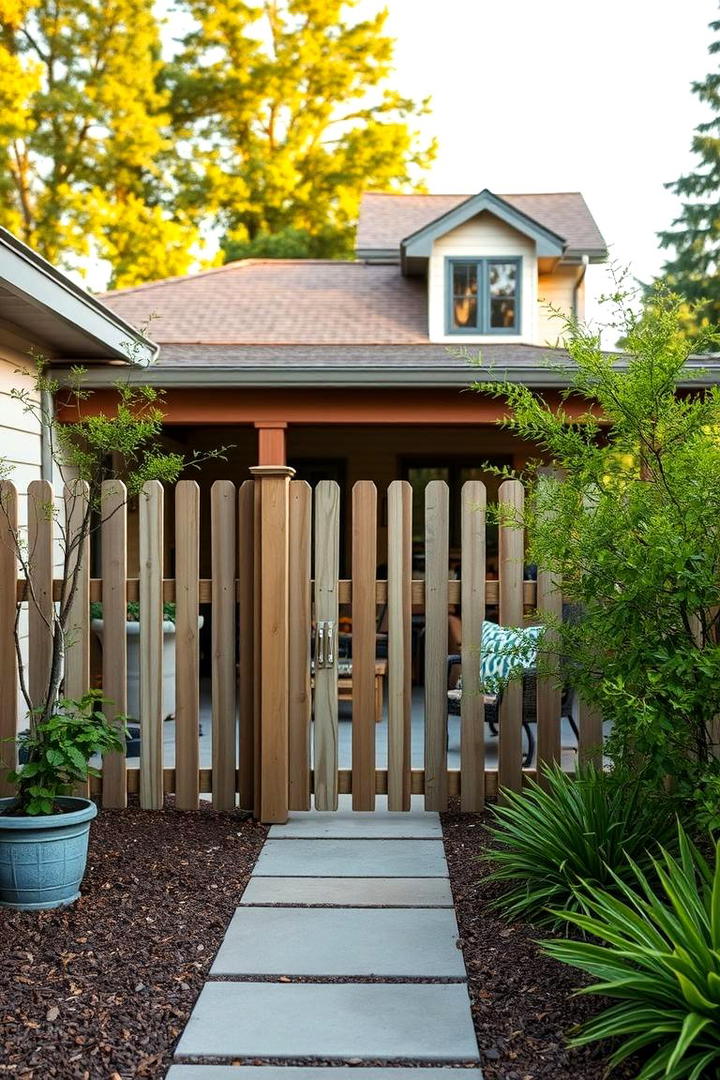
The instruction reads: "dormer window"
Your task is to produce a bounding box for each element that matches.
[447,257,521,334]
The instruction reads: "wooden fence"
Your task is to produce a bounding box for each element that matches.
[0,472,603,821]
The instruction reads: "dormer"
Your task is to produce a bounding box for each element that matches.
[356,189,607,346]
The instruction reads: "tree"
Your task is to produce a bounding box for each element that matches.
[0,0,201,287]
[169,0,435,260]
[476,289,720,824]
[656,15,720,348]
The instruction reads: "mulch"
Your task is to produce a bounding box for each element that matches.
[442,806,636,1080]
[0,797,267,1080]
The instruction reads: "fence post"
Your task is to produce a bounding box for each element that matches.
[250,465,294,824]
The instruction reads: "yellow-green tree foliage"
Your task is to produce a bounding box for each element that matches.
[169,0,436,260]
[0,0,200,287]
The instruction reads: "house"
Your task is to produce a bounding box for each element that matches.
[61,188,614,569]
[0,226,154,717]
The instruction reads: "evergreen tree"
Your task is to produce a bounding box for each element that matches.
[169,0,436,260]
[0,0,200,287]
[657,15,720,347]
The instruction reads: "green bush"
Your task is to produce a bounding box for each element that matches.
[484,763,674,928]
[544,825,720,1080]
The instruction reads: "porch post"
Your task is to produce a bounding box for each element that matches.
[255,421,288,466]
[250,464,295,823]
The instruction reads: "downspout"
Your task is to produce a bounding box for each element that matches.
[572,254,590,320]
[40,388,53,483]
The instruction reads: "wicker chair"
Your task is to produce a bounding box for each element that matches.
[447,656,579,768]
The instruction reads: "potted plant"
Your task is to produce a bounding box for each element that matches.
[0,691,125,908]
[0,357,227,909]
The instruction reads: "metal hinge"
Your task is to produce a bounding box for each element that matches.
[315,619,336,669]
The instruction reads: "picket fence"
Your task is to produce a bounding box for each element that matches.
[0,473,603,821]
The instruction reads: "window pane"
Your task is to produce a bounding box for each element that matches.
[452,262,478,328]
[490,298,516,328]
[489,262,517,298]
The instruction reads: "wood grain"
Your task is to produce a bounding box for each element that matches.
[27,479,53,715]
[289,480,312,811]
[64,479,90,703]
[498,479,525,795]
[237,479,255,812]
[351,481,377,811]
[211,480,237,811]
[313,480,340,811]
[139,480,164,810]
[174,481,200,810]
[100,481,127,809]
[424,480,448,811]
[387,480,412,811]
[461,480,486,812]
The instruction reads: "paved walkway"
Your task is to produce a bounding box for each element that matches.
[167,795,482,1079]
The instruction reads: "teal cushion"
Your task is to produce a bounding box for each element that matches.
[480,621,543,693]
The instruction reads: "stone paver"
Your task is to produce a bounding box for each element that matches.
[211,907,464,977]
[254,838,447,877]
[240,875,453,906]
[168,1068,483,1079]
[175,981,479,1061]
[268,794,441,839]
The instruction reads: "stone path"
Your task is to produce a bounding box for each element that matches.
[167,795,482,1079]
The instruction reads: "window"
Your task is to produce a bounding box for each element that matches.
[447,257,521,334]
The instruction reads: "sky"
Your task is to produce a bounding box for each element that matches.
[357,0,718,337]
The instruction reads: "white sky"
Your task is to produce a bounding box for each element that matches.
[361,0,717,337]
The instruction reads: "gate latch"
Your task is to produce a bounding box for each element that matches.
[315,619,336,669]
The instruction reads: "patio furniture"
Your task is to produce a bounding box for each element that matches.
[312,659,388,723]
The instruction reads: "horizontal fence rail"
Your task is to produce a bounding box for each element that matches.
[0,476,603,817]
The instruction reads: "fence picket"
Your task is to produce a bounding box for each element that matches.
[64,480,90,796]
[352,481,377,811]
[100,480,127,808]
[27,479,53,715]
[238,479,255,812]
[289,480,312,811]
[577,697,603,766]
[314,480,340,811]
[175,481,200,810]
[424,480,448,811]
[536,567,562,779]
[387,480,412,811]
[139,479,164,810]
[498,479,525,795]
[211,480,237,811]
[0,481,18,796]
[461,480,486,812]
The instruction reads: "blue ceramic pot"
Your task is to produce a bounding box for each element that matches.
[0,796,98,910]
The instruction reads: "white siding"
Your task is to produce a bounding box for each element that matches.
[537,265,584,346]
[428,212,537,344]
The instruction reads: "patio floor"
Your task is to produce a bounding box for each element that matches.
[128,682,581,774]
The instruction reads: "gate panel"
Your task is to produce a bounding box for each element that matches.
[289,480,312,811]
[314,480,340,810]
[387,480,412,811]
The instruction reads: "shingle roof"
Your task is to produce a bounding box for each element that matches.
[102,261,428,345]
[356,191,606,255]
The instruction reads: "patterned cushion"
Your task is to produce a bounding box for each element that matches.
[454,621,543,696]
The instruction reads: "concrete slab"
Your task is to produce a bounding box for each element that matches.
[175,981,479,1061]
[269,795,441,839]
[254,839,447,878]
[210,907,464,977]
[239,876,453,907]
[167,1068,483,1079]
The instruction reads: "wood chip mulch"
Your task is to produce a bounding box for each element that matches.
[0,797,267,1080]
[442,807,636,1080]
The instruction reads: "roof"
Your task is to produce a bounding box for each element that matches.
[0,227,158,364]
[356,191,607,257]
[101,261,429,345]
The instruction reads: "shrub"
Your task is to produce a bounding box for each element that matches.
[484,763,674,927]
[544,825,720,1080]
